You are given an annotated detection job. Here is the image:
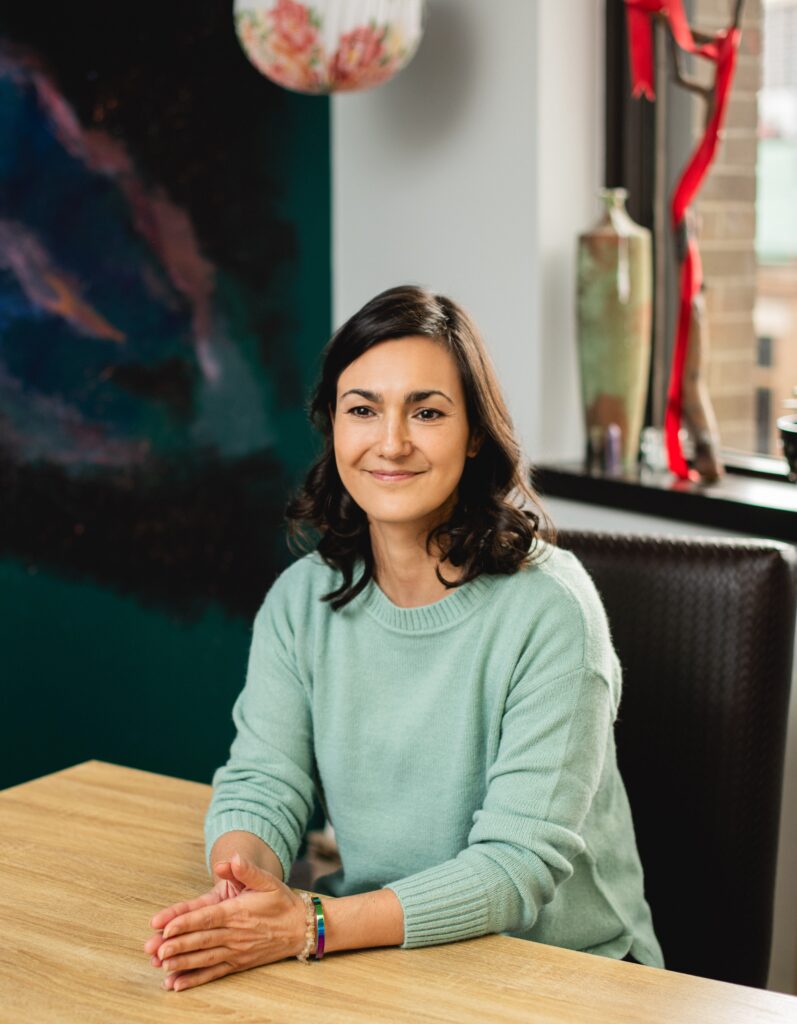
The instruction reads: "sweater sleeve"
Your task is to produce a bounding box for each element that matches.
[385,666,614,948]
[204,575,315,881]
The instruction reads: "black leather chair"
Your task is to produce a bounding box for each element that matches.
[557,531,797,987]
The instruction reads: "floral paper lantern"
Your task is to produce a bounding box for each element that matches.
[234,0,426,94]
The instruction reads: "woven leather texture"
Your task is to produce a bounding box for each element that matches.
[557,531,797,987]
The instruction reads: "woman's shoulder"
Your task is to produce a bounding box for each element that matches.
[494,540,619,686]
[253,549,339,627]
[266,549,338,602]
[505,540,603,611]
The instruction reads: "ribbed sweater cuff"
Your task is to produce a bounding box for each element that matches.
[204,811,292,881]
[385,859,492,948]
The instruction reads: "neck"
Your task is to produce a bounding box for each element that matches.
[369,519,457,608]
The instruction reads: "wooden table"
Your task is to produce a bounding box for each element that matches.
[2,761,796,1024]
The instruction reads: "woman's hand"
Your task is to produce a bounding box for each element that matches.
[144,853,307,992]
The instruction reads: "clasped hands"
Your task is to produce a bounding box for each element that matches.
[144,853,307,992]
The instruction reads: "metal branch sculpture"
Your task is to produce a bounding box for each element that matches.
[625,0,745,482]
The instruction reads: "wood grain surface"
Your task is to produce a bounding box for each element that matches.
[1,760,796,1023]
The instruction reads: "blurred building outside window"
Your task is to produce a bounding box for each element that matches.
[691,0,797,457]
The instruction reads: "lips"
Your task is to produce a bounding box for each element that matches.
[367,470,422,481]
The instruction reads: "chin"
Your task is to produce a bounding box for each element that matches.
[365,499,452,528]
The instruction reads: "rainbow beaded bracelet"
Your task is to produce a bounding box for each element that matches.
[311,895,325,959]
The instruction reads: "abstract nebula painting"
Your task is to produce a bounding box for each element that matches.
[0,1,330,619]
[0,1,330,787]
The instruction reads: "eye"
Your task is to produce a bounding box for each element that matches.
[346,405,376,418]
[414,408,445,421]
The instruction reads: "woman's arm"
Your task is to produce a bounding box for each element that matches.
[323,888,405,952]
[146,855,404,991]
[204,579,317,880]
[209,831,283,881]
[207,836,407,952]
[384,667,615,947]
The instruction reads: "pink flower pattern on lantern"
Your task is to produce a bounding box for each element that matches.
[329,23,405,91]
[270,0,319,52]
[235,2,415,95]
[265,0,325,92]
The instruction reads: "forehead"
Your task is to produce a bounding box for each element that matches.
[336,336,461,392]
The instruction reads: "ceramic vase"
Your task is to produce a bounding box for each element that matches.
[576,188,652,472]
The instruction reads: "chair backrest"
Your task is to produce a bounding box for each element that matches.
[557,530,797,987]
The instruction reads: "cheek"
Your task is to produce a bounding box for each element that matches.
[333,426,371,485]
[428,431,469,474]
[334,425,361,459]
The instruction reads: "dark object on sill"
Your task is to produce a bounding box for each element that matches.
[557,530,797,986]
[777,416,797,483]
[533,461,797,542]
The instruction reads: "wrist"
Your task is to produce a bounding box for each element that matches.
[209,831,283,881]
[323,889,404,953]
[295,892,326,962]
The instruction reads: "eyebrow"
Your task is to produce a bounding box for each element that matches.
[340,388,454,406]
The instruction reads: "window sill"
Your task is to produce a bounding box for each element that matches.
[533,461,797,543]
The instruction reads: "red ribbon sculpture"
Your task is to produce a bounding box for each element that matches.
[625,0,742,480]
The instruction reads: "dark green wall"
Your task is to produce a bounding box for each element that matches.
[0,558,249,786]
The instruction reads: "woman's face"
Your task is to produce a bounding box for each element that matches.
[332,336,478,533]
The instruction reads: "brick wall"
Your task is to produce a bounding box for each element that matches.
[692,0,762,451]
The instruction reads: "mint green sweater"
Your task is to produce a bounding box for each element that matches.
[204,544,663,966]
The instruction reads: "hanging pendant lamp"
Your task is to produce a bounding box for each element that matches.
[234,0,427,94]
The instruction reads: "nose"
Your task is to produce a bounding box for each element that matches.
[377,412,412,459]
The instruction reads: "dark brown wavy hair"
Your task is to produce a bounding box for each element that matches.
[286,285,553,609]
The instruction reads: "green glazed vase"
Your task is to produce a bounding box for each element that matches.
[576,188,652,472]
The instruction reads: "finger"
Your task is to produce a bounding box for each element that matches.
[161,945,232,975]
[151,954,162,968]
[170,962,234,993]
[229,853,281,891]
[158,928,230,961]
[151,890,219,930]
[212,863,243,890]
[162,905,222,941]
[144,934,163,955]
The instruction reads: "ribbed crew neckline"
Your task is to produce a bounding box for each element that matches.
[360,572,494,632]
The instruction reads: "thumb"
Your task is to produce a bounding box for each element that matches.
[230,852,281,891]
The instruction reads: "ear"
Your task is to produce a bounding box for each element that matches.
[467,431,483,458]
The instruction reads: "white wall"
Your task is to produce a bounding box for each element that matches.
[333,0,603,465]
[536,2,605,462]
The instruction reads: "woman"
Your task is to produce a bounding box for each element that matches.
[144,285,663,991]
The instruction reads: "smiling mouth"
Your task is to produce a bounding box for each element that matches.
[367,470,423,481]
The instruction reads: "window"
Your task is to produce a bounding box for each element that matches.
[605,0,797,464]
